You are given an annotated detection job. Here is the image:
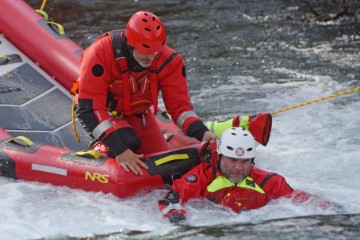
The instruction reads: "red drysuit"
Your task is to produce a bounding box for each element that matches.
[75,30,208,155]
[168,163,311,212]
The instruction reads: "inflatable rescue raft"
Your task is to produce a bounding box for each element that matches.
[0,0,202,198]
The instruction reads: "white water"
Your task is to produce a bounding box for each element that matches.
[1,73,359,239]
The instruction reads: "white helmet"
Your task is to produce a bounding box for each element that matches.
[218,127,256,159]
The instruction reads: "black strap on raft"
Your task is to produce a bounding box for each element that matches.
[143,147,200,185]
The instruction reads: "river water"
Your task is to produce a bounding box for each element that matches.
[1,0,360,239]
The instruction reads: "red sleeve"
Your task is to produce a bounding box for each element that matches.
[251,168,314,201]
[77,33,128,154]
[171,163,215,203]
[250,168,337,208]
[78,33,114,117]
[157,46,202,131]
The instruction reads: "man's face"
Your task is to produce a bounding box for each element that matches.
[132,48,157,68]
[219,156,253,183]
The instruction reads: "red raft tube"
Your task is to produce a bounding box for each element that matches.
[0,0,82,91]
[0,127,202,198]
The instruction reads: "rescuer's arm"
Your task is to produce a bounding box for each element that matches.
[205,113,272,146]
[158,163,215,223]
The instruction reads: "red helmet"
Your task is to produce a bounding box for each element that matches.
[126,11,167,54]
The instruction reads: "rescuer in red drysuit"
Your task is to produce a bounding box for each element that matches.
[73,11,218,175]
[158,128,336,223]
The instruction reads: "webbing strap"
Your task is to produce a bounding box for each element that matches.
[74,150,101,159]
[71,97,80,142]
[111,30,124,59]
[148,64,158,114]
[47,22,65,35]
[7,136,34,147]
[110,30,132,115]
[155,153,189,166]
[0,55,11,61]
[259,173,277,188]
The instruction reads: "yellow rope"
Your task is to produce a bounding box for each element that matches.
[72,98,80,142]
[270,86,360,115]
[40,0,48,11]
[36,0,49,20]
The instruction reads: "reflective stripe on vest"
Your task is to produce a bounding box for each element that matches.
[176,110,199,129]
[207,176,265,194]
[92,119,113,139]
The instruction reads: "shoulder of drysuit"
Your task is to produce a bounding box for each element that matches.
[189,162,215,176]
[80,32,116,68]
[249,166,282,183]
[175,162,216,186]
[250,166,294,197]
[156,45,184,76]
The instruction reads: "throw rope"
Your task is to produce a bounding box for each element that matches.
[72,98,80,142]
[270,86,360,115]
[40,0,48,11]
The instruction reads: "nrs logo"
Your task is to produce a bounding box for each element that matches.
[85,171,109,183]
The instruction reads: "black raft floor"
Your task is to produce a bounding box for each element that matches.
[0,62,90,150]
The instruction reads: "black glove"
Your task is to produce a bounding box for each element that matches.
[158,197,186,223]
[163,209,186,223]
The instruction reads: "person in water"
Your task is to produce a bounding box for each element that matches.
[72,10,272,176]
[158,127,335,223]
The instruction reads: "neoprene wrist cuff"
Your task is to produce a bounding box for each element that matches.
[102,131,128,156]
[186,120,208,141]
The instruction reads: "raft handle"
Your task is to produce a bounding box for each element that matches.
[7,136,34,147]
[74,150,101,159]
[164,133,174,142]
[47,22,65,35]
